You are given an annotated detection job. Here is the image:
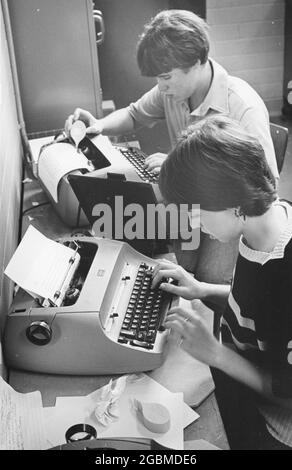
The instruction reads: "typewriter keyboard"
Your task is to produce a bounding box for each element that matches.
[118,262,172,349]
[118,147,159,183]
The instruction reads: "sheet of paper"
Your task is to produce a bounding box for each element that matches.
[0,377,47,450]
[4,225,80,302]
[29,135,54,164]
[81,374,199,430]
[38,141,90,202]
[45,374,199,450]
[150,298,215,407]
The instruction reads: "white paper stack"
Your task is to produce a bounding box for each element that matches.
[0,377,47,450]
[43,374,199,450]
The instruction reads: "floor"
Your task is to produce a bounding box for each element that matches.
[272,116,292,200]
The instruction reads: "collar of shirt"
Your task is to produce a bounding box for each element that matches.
[239,201,292,265]
[190,58,230,117]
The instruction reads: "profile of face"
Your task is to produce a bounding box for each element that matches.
[199,208,244,243]
[156,62,203,102]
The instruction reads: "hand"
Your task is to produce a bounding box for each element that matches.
[164,306,221,367]
[151,259,205,300]
[144,152,167,173]
[65,108,103,136]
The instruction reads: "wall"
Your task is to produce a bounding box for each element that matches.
[0,2,23,374]
[283,0,292,118]
[207,0,285,116]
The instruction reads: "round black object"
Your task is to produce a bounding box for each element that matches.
[65,424,97,443]
[26,321,52,345]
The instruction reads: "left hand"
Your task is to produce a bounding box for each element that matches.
[144,152,167,173]
[164,307,222,367]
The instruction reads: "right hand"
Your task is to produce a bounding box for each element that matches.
[151,259,206,300]
[65,108,103,136]
[144,152,167,174]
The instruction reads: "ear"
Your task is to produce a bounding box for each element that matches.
[234,207,241,218]
[234,207,246,221]
[193,60,201,69]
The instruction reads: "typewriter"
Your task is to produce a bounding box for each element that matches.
[4,236,178,375]
[36,134,162,228]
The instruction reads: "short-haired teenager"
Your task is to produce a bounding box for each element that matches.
[152,115,292,450]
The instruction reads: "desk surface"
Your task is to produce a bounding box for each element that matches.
[9,368,228,449]
[8,177,229,450]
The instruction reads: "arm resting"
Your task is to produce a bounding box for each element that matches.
[214,344,292,411]
[100,108,135,136]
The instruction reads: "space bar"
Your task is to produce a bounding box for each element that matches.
[158,297,172,330]
[130,340,153,349]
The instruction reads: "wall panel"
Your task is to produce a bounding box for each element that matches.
[207,0,285,116]
[0,2,23,375]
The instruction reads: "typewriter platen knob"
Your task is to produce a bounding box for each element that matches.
[26,321,52,346]
[65,287,80,305]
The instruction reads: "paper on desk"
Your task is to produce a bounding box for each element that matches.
[38,141,90,202]
[93,376,128,426]
[0,377,47,450]
[4,225,80,302]
[45,374,199,450]
[55,374,199,429]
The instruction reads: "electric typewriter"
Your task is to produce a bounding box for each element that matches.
[4,236,178,375]
[36,134,162,227]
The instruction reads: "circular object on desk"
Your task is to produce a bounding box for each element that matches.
[135,399,171,434]
[26,321,52,345]
[65,424,97,443]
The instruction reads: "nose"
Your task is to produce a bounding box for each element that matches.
[200,224,209,235]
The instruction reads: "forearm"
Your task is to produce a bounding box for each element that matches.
[100,108,135,135]
[200,282,230,308]
[214,343,292,411]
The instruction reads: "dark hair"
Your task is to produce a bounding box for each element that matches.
[137,10,209,76]
[159,115,277,217]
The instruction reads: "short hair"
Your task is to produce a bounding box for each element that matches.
[137,10,209,76]
[159,115,277,217]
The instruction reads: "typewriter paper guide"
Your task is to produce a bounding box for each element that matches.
[37,142,90,203]
[37,134,135,204]
[4,225,80,303]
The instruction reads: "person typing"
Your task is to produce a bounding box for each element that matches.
[153,115,292,450]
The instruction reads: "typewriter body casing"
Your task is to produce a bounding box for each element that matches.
[51,437,167,450]
[37,136,162,228]
[4,237,173,375]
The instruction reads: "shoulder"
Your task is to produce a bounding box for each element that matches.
[127,85,164,114]
[283,236,292,260]
[227,75,269,120]
[137,85,163,104]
